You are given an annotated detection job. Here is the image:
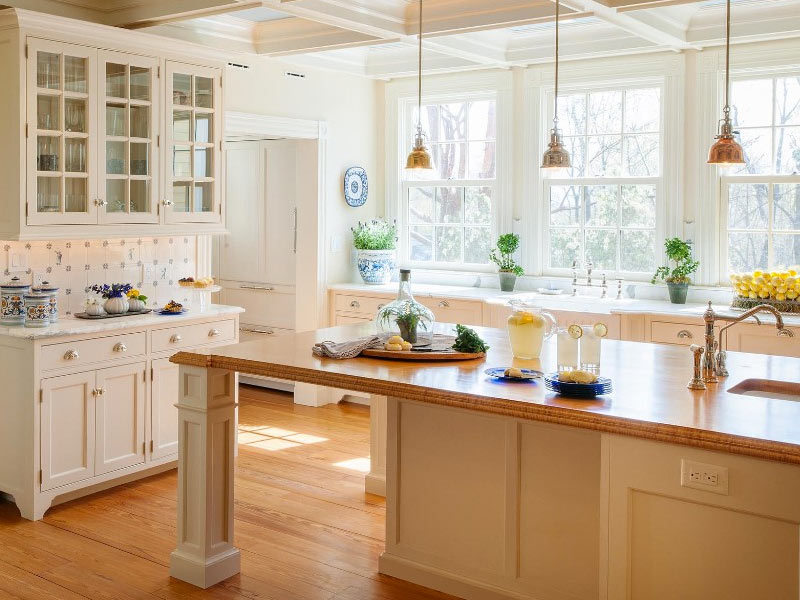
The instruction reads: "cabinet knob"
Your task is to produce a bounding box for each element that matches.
[93,388,105,396]
[162,199,173,207]
[64,349,79,360]
[438,300,450,308]
[350,300,360,309]
[91,388,98,396]
[98,388,105,395]
[170,334,183,343]
[377,304,385,310]
[677,330,693,339]
[94,199,107,207]
[113,342,127,353]
[208,328,221,337]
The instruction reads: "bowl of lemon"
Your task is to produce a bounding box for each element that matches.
[730,269,800,314]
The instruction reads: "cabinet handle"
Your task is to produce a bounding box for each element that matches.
[64,349,79,360]
[170,334,183,343]
[94,388,105,396]
[350,300,360,309]
[162,199,173,206]
[94,199,107,207]
[208,328,221,337]
[91,388,98,396]
[293,207,298,254]
[677,330,693,339]
[377,303,385,310]
[438,300,450,308]
[113,342,127,353]
[240,327,274,335]
[239,285,274,291]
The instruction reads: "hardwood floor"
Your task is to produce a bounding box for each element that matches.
[0,385,458,600]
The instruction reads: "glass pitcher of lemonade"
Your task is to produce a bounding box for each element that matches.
[507,300,557,359]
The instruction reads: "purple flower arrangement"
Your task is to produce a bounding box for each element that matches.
[90,283,133,299]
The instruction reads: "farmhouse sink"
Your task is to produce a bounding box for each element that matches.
[728,379,800,402]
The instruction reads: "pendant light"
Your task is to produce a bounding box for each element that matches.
[405,0,437,180]
[707,0,745,165]
[541,0,570,170]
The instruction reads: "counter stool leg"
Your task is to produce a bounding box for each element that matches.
[170,364,240,588]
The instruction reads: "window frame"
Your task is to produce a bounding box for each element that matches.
[540,80,667,281]
[399,90,501,273]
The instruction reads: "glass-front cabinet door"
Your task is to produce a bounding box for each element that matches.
[98,51,159,224]
[164,62,221,224]
[27,39,97,225]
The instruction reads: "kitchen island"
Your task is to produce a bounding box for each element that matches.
[169,323,800,599]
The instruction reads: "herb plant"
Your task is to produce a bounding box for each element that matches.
[352,219,397,250]
[452,324,489,354]
[651,238,699,285]
[379,301,429,343]
[90,283,133,299]
[489,233,524,276]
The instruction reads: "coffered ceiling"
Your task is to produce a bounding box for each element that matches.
[3,0,800,78]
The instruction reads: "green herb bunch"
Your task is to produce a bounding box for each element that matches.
[351,219,398,250]
[651,237,699,285]
[452,324,489,353]
[489,233,524,277]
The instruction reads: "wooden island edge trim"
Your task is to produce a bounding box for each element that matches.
[169,351,800,466]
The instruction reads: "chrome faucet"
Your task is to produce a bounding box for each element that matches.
[699,301,794,384]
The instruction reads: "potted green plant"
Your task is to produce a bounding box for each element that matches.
[378,301,430,344]
[651,237,699,304]
[352,219,397,284]
[490,233,524,292]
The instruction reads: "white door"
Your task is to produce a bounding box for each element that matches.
[97,50,160,224]
[151,357,180,460]
[27,38,98,225]
[95,362,146,475]
[40,371,96,491]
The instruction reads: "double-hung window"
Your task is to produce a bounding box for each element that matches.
[401,95,497,269]
[544,86,662,277]
[722,74,800,275]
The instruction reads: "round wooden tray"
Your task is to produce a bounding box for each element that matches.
[361,348,485,361]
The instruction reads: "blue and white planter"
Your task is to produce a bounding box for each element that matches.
[356,249,396,285]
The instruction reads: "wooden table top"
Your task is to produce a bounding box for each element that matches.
[172,323,800,464]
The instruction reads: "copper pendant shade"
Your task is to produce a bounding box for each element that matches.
[405,0,435,175]
[708,0,745,165]
[541,0,570,170]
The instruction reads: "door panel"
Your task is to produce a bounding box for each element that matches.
[41,371,96,491]
[95,362,146,475]
[151,357,180,460]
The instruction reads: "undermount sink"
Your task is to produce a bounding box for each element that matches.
[728,379,800,402]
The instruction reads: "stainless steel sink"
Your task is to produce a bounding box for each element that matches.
[728,379,800,402]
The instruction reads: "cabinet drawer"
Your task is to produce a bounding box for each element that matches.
[221,286,294,329]
[650,321,704,346]
[41,332,147,372]
[239,325,293,342]
[333,294,390,317]
[335,314,374,326]
[419,297,483,326]
[152,319,236,353]
[733,326,800,358]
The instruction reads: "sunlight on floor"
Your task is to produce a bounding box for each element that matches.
[333,457,371,473]
[237,424,328,451]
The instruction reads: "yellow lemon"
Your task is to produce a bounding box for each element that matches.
[742,273,754,282]
[789,269,798,277]
[771,276,783,286]
[749,291,758,299]
[778,285,788,294]
[788,289,798,300]
[776,293,787,301]
[758,289,770,299]
[753,270,763,278]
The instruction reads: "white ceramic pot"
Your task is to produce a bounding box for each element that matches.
[128,298,146,312]
[356,249,396,284]
[85,303,105,316]
[104,296,130,315]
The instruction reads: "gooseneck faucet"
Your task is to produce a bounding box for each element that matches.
[699,301,794,384]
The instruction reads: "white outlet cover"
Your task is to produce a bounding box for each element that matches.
[8,251,28,273]
[681,459,729,495]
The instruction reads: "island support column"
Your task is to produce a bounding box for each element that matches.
[365,394,387,496]
[170,364,241,588]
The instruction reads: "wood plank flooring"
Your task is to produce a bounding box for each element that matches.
[0,385,458,600]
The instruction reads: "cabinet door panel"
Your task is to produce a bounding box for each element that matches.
[419,297,483,326]
[41,371,96,491]
[263,140,297,285]
[95,362,146,475]
[27,38,98,225]
[151,357,179,460]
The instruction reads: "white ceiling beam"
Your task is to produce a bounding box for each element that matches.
[0,0,98,22]
[423,37,511,68]
[109,0,260,29]
[270,0,407,38]
[254,19,383,55]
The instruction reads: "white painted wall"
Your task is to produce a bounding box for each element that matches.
[223,60,383,285]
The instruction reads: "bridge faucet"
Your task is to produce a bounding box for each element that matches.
[699,301,794,384]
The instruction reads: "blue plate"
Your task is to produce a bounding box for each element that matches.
[544,373,612,398]
[485,368,543,382]
[157,309,188,316]
[344,166,368,207]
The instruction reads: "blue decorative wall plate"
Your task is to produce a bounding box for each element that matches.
[344,166,368,207]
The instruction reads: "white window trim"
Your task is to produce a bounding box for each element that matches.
[384,70,513,274]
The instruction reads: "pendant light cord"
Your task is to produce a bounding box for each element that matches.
[723,0,731,116]
[553,0,560,132]
[417,0,423,134]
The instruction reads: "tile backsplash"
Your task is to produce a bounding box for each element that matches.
[2,237,198,316]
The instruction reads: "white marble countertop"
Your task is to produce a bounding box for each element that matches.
[328,283,800,327]
[0,305,244,340]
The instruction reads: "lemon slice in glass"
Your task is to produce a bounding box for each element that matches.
[593,322,609,338]
[568,324,583,339]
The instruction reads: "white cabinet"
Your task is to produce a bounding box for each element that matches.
[164,61,222,224]
[40,371,96,491]
[151,357,179,460]
[95,362,146,475]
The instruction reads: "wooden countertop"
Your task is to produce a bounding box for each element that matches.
[171,323,800,464]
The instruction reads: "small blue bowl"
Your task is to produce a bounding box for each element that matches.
[544,373,612,398]
[485,368,543,382]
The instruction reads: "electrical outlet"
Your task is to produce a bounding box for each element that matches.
[681,459,729,495]
[8,251,28,273]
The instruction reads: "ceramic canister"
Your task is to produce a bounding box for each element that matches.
[32,280,59,322]
[1,276,31,326]
[23,292,50,328]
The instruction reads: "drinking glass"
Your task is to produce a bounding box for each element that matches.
[580,326,602,371]
[556,328,579,371]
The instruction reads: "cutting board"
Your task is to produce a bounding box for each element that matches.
[361,348,485,361]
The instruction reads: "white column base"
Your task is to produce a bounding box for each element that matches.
[293,382,331,406]
[367,394,387,498]
[365,473,386,496]
[170,548,241,589]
